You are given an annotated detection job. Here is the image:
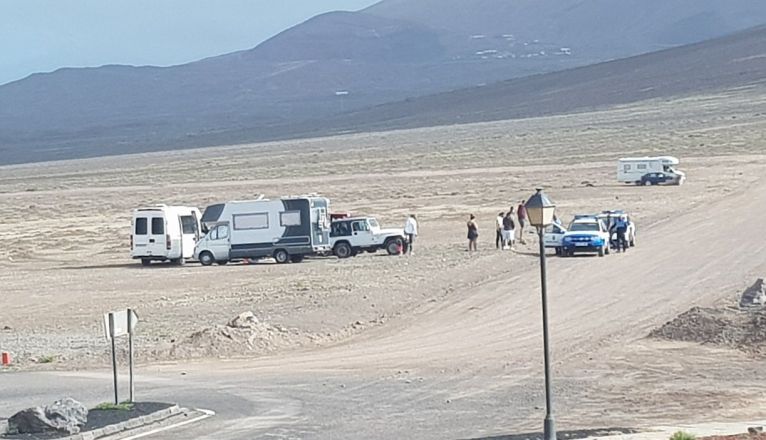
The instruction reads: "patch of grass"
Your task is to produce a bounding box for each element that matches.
[670,432,696,440]
[93,402,134,411]
[37,355,56,364]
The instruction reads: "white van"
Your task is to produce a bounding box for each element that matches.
[195,196,331,265]
[131,205,202,266]
[617,156,686,185]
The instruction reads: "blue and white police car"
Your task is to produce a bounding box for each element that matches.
[560,215,611,257]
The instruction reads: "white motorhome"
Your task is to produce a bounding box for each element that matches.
[195,196,331,265]
[617,156,686,185]
[131,205,202,266]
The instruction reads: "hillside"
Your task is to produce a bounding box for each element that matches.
[1,1,766,164]
[313,25,766,133]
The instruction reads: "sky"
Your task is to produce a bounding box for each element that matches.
[0,0,379,85]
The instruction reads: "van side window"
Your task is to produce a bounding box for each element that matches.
[180,215,197,234]
[280,211,302,227]
[135,218,148,235]
[211,225,229,240]
[151,218,164,235]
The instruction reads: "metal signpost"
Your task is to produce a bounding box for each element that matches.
[103,309,139,405]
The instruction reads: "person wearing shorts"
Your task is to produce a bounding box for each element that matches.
[467,214,479,252]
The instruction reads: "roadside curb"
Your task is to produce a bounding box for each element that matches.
[584,419,766,440]
[1,405,182,440]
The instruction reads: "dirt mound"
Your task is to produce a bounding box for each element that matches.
[650,306,766,355]
[160,312,321,359]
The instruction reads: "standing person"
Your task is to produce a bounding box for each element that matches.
[404,214,418,255]
[516,200,528,245]
[613,214,629,253]
[467,214,479,252]
[502,210,516,250]
[495,212,505,250]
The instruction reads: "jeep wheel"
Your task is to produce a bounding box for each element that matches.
[199,252,215,266]
[334,242,352,259]
[274,249,290,264]
[385,238,403,256]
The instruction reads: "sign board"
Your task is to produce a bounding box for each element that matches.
[103,309,138,341]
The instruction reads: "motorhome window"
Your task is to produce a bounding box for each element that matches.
[624,165,631,171]
[151,218,165,234]
[280,211,302,227]
[214,225,229,240]
[180,216,197,234]
[233,213,269,230]
[637,164,647,170]
[135,218,148,235]
[201,204,225,224]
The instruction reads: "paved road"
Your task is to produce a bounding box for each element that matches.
[3,175,766,439]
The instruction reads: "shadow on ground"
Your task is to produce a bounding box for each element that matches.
[462,427,639,440]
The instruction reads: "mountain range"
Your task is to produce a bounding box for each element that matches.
[2,0,766,164]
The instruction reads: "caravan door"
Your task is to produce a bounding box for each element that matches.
[147,215,168,257]
[179,214,199,259]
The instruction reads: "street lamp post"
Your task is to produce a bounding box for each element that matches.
[524,188,557,440]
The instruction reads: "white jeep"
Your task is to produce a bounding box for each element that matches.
[330,217,406,258]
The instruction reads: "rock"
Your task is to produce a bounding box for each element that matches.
[227,311,259,329]
[8,398,87,435]
[740,278,766,308]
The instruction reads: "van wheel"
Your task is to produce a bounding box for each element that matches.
[290,255,304,263]
[141,259,151,267]
[334,242,352,259]
[274,249,290,264]
[173,257,186,266]
[199,252,215,266]
[385,238,403,255]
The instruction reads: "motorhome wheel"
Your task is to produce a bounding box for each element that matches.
[274,249,290,264]
[199,252,215,266]
[141,259,151,267]
[173,258,185,266]
[290,255,304,263]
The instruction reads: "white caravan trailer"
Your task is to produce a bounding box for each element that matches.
[131,205,202,266]
[617,156,685,185]
[195,196,331,265]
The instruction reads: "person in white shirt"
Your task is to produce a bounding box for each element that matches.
[403,214,418,255]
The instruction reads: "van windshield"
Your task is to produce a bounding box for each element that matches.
[570,223,599,232]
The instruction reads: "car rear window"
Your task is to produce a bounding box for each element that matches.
[570,223,598,232]
[151,218,165,235]
[135,218,147,235]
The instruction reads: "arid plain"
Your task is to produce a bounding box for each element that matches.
[1,86,766,438]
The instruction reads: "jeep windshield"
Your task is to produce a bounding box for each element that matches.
[368,219,380,229]
[570,223,599,232]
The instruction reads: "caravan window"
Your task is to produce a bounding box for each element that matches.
[637,164,647,170]
[180,216,197,234]
[135,218,147,235]
[151,218,164,235]
[233,213,269,230]
[280,211,302,227]
[624,164,631,171]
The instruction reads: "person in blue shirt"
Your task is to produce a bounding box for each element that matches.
[613,215,629,253]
